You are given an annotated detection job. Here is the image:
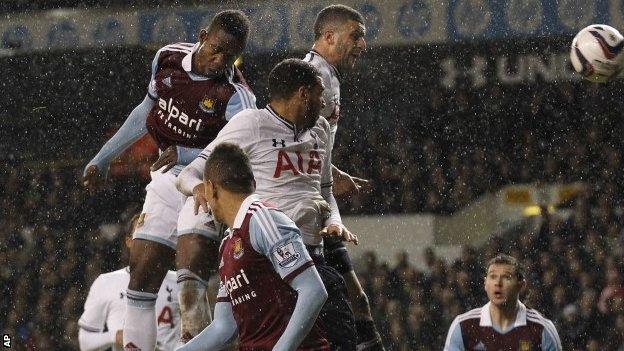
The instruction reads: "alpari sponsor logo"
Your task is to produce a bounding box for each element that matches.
[224,269,257,306]
[157,98,203,140]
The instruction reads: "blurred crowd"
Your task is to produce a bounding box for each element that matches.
[334,80,624,215]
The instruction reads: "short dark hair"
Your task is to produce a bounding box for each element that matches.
[204,143,255,194]
[268,59,321,101]
[487,254,525,280]
[314,4,364,40]
[208,10,250,45]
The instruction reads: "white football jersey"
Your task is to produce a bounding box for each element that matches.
[78,268,180,351]
[192,106,336,245]
[304,50,341,145]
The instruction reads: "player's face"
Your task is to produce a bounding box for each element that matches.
[195,28,245,77]
[484,264,525,308]
[302,77,326,129]
[333,20,366,72]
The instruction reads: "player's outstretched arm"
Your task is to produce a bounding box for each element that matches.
[78,328,120,351]
[176,155,206,197]
[83,95,154,187]
[273,267,328,351]
[331,164,371,197]
[175,301,237,351]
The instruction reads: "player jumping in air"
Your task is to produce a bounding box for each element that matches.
[305,5,385,350]
[176,59,358,350]
[82,10,255,350]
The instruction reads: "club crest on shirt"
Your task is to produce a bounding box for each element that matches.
[272,242,300,268]
[199,96,216,113]
[232,237,244,260]
[520,340,531,351]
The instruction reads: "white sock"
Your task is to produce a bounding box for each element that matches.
[177,269,212,339]
[124,289,158,351]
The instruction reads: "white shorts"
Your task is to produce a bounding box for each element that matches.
[282,198,328,246]
[177,196,223,241]
[133,171,220,249]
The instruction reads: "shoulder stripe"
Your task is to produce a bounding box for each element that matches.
[456,311,480,323]
[527,316,561,349]
[257,205,283,242]
[233,83,255,109]
[162,43,193,52]
[444,315,463,349]
[250,205,281,244]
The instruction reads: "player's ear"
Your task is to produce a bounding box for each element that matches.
[297,85,309,101]
[323,29,335,44]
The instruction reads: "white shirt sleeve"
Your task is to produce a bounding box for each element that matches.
[78,275,114,351]
[176,112,258,196]
[319,119,341,226]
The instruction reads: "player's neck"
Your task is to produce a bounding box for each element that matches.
[489,300,519,331]
[268,102,300,128]
[221,192,252,229]
[311,43,338,68]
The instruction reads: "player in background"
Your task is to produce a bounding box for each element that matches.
[304,5,384,350]
[178,143,329,351]
[78,214,180,351]
[444,254,562,351]
[82,10,255,350]
[176,59,359,350]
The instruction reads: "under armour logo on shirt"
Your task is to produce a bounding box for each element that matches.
[272,139,286,147]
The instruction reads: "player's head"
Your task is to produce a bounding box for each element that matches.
[484,254,526,308]
[313,4,366,72]
[268,58,325,130]
[203,143,255,224]
[196,10,250,77]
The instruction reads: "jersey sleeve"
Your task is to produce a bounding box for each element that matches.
[176,111,259,196]
[443,316,465,351]
[319,118,341,225]
[541,320,563,351]
[225,84,257,121]
[78,275,109,332]
[147,49,164,100]
[216,280,231,304]
[248,208,314,283]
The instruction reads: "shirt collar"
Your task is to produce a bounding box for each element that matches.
[480,301,527,328]
[182,43,234,81]
[266,105,298,133]
[181,42,199,72]
[309,49,342,81]
[232,194,260,229]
